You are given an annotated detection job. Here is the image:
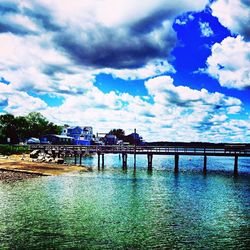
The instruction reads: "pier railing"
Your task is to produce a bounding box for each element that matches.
[29,144,250,156]
[29,144,250,175]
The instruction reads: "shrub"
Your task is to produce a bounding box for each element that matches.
[0,144,29,155]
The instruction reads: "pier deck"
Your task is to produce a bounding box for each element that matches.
[30,144,250,175]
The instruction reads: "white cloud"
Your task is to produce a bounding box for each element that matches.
[38,75,245,143]
[1,12,39,33]
[175,13,195,25]
[211,0,250,39]
[103,60,175,80]
[206,36,250,89]
[227,106,241,114]
[1,73,247,142]
[0,0,209,94]
[34,0,207,28]
[145,75,241,107]
[0,33,94,94]
[199,21,214,37]
[142,75,244,141]
[0,83,47,115]
[1,0,249,143]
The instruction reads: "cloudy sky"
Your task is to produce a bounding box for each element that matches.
[0,0,250,142]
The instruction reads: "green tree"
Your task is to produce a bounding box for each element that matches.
[0,114,18,143]
[108,129,125,140]
[25,112,62,138]
[15,115,30,141]
[0,112,62,144]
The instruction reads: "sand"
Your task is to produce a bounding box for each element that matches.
[0,154,90,181]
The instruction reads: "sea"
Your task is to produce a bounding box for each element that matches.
[0,154,249,249]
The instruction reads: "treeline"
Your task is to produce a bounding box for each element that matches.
[108,129,142,145]
[0,144,29,155]
[0,112,62,144]
[146,141,250,147]
[108,129,125,140]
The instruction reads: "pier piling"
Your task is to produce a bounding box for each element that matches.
[79,154,82,166]
[203,155,207,174]
[147,153,153,171]
[52,149,56,159]
[97,152,100,170]
[102,153,104,169]
[134,128,137,171]
[174,154,179,173]
[134,147,137,171]
[122,153,127,169]
[234,155,238,176]
[29,144,250,175]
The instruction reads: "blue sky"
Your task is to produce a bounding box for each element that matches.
[0,0,249,142]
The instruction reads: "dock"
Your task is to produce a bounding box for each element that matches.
[29,144,250,175]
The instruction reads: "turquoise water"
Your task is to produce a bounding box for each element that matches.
[0,155,249,249]
[70,154,250,174]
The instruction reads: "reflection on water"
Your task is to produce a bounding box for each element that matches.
[0,156,249,249]
[67,154,250,174]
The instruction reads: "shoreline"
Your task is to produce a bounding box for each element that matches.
[0,154,90,182]
[0,169,43,182]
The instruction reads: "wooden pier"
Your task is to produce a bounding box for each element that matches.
[29,144,250,175]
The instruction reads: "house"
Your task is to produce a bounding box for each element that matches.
[62,126,82,140]
[82,126,93,141]
[40,134,74,145]
[104,134,118,145]
[124,132,145,145]
[61,126,93,145]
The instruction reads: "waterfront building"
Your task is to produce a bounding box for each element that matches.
[104,134,118,145]
[40,134,73,144]
[61,126,93,145]
[124,132,145,145]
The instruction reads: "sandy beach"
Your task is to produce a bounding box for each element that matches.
[0,154,90,181]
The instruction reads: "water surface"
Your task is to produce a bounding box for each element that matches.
[0,156,249,249]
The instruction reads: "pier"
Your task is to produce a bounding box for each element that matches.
[29,144,250,175]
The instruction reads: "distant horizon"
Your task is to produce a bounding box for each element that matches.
[0,0,249,143]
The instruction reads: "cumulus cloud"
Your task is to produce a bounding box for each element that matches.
[207,0,250,89]
[211,0,250,40]
[103,60,175,80]
[0,83,47,115]
[0,32,94,94]
[1,0,249,142]
[0,12,39,35]
[143,76,243,140]
[0,0,208,70]
[199,21,214,37]
[175,13,195,25]
[206,36,250,89]
[145,76,241,108]
[1,72,247,142]
[0,0,209,97]
[38,75,244,142]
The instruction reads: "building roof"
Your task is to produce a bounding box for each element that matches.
[64,126,92,130]
[42,134,73,139]
[67,126,82,130]
[54,135,74,139]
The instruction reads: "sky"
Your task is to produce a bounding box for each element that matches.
[0,0,250,142]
